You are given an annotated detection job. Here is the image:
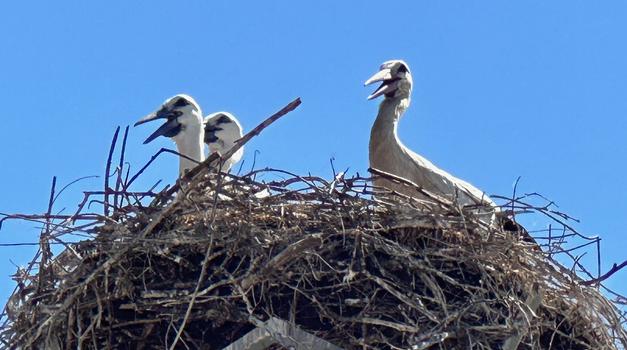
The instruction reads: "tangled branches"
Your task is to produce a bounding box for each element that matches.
[1,166,625,349]
[0,98,625,349]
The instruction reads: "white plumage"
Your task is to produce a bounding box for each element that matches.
[203,111,244,173]
[134,94,205,177]
[366,60,497,210]
[135,95,245,178]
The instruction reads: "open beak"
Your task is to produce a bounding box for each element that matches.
[134,110,167,127]
[134,109,180,144]
[364,68,398,100]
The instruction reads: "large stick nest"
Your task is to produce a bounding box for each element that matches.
[2,167,625,349]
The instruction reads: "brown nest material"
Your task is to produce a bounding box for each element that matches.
[1,166,626,349]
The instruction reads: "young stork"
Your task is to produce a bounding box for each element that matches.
[204,112,244,173]
[134,94,205,177]
[365,60,497,210]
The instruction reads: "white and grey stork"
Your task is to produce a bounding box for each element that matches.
[365,60,497,212]
[134,94,205,177]
[204,112,244,173]
[135,95,245,177]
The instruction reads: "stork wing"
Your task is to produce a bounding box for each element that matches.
[402,147,496,208]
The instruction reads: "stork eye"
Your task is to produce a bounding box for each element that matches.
[173,98,189,108]
[397,65,408,74]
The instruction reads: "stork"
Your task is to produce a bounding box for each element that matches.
[365,60,497,211]
[204,111,244,173]
[134,94,205,177]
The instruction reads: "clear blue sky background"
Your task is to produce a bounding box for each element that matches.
[1,1,625,312]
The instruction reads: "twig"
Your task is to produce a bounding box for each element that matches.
[168,227,216,350]
[368,167,453,208]
[125,148,201,190]
[37,176,57,294]
[164,97,302,197]
[582,260,627,286]
[114,126,130,210]
[104,127,120,217]
[240,233,324,290]
[168,160,226,349]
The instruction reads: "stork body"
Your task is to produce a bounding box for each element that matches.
[366,60,496,209]
[134,94,205,176]
[204,112,244,173]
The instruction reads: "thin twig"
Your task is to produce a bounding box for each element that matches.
[164,97,302,197]
[104,127,120,217]
[114,126,130,210]
[582,260,627,286]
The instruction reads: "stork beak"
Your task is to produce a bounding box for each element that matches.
[134,110,180,144]
[134,110,166,127]
[364,68,393,86]
[364,68,396,100]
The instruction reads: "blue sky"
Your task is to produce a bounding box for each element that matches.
[0,1,625,311]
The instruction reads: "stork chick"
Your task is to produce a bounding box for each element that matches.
[134,94,205,177]
[365,60,496,209]
[204,112,244,173]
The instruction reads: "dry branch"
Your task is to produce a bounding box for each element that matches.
[2,166,625,349]
[1,96,626,349]
[164,97,302,197]
[583,260,627,286]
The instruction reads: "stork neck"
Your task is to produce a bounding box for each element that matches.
[173,118,205,177]
[372,97,410,138]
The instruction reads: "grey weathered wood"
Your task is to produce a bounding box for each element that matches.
[222,317,343,350]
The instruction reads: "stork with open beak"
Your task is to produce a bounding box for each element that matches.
[365,60,497,211]
[204,112,244,173]
[134,94,205,177]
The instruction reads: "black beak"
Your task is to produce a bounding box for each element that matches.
[134,109,180,144]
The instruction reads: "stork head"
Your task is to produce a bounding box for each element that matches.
[364,60,412,100]
[204,112,243,147]
[134,94,203,144]
[204,112,244,171]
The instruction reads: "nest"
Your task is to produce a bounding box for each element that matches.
[1,100,625,349]
[1,166,626,349]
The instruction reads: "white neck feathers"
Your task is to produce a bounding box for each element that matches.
[173,111,206,176]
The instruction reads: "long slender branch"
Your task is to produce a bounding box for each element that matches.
[114,126,130,210]
[368,167,453,208]
[125,148,201,190]
[582,260,627,286]
[104,127,120,216]
[163,97,302,197]
[37,177,57,294]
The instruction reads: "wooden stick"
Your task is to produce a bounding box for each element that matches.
[582,260,627,286]
[104,127,120,217]
[164,97,302,197]
[368,167,453,207]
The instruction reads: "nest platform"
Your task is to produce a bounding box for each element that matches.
[2,166,626,350]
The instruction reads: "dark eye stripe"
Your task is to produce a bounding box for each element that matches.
[204,133,218,143]
[215,114,232,125]
[163,124,182,138]
[173,98,190,108]
[156,105,168,115]
[205,125,223,133]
